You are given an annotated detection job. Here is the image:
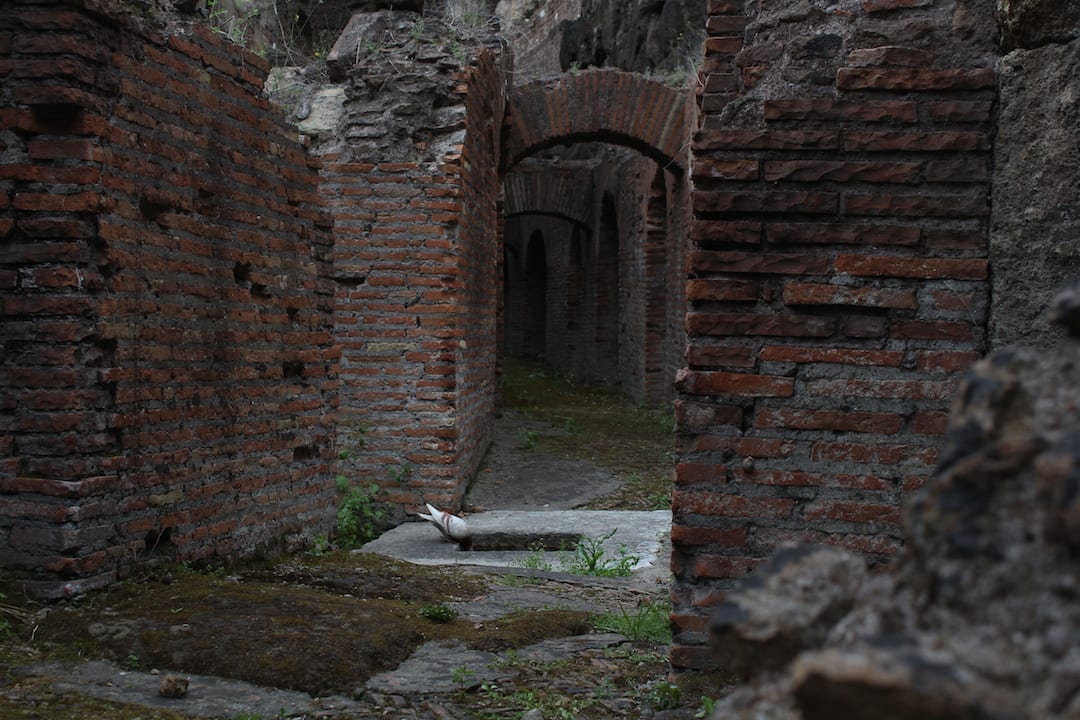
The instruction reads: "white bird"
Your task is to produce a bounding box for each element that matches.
[417,503,473,550]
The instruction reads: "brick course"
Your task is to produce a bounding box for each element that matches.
[672,0,994,670]
[1,0,335,596]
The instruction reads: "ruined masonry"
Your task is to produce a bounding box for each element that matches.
[2,0,1061,678]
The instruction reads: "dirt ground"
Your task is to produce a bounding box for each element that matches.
[0,362,714,719]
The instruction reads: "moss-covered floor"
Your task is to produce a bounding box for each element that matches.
[0,360,705,718]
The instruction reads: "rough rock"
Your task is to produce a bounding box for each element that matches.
[790,646,1012,720]
[996,0,1080,50]
[990,37,1080,348]
[559,0,706,75]
[709,545,869,680]
[158,673,189,698]
[708,280,1080,719]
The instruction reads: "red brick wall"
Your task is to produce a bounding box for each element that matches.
[454,49,506,505]
[0,0,336,597]
[671,0,996,669]
[320,48,506,511]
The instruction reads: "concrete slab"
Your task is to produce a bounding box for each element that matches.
[361,510,671,578]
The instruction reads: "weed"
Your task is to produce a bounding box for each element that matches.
[561,529,639,577]
[450,664,475,690]
[176,560,227,577]
[506,688,592,719]
[447,38,467,62]
[495,572,543,587]
[647,680,682,710]
[443,0,491,31]
[308,534,332,557]
[648,490,672,509]
[206,0,259,46]
[592,600,672,643]
[417,603,457,623]
[513,543,553,571]
[696,696,718,718]
[517,428,539,449]
[335,481,385,548]
[122,653,140,671]
[593,676,616,699]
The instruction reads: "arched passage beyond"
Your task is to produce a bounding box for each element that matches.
[502,69,695,174]
[497,69,693,408]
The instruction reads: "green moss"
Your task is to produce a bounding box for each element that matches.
[20,554,594,699]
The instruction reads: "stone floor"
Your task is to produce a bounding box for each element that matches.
[4,409,693,719]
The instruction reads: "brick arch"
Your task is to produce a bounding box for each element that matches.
[503,165,594,229]
[502,68,696,173]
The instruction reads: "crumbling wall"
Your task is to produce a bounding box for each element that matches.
[315,9,507,509]
[989,1,1080,348]
[0,0,336,596]
[559,0,707,76]
[672,0,997,670]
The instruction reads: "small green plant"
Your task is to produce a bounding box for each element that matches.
[495,572,542,587]
[447,38,467,62]
[648,490,672,509]
[417,603,457,623]
[647,680,682,710]
[123,653,140,671]
[517,428,539,449]
[513,542,553,571]
[561,529,639,577]
[696,696,718,718]
[592,600,672,643]
[506,688,591,719]
[205,0,260,46]
[450,664,475,690]
[389,464,411,484]
[335,481,385,548]
[308,534,332,556]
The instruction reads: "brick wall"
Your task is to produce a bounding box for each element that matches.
[0,0,336,597]
[320,46,507,510]
[670,0,997,670]
[454,49,506,504]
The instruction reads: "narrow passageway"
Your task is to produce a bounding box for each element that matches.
[467,358,676,514]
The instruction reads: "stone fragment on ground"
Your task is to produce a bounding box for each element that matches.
[21,660,363,718]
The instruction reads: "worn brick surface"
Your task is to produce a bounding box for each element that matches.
[674,0,995,670]
[1,0,336,595]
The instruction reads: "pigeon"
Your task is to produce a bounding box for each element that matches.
[417,503,473,550]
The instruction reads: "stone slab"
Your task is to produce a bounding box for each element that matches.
[360,509,672,577]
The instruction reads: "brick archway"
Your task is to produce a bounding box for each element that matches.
[502,68,695,173]
[503,165,594,229]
